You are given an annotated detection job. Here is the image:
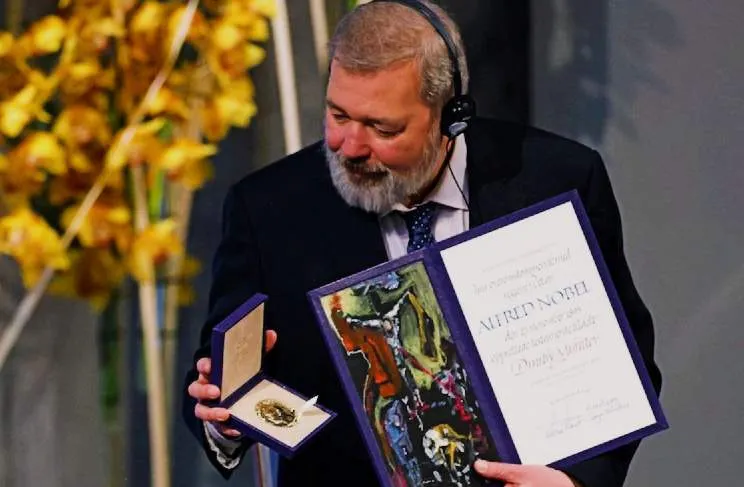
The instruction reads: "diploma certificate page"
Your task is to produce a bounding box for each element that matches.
[439,202,656,465]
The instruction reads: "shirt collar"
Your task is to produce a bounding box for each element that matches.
[387,134,469,214]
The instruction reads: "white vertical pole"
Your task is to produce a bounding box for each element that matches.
[308,0,330,73]
[254,1,303,484]
[271,0,302,154]
[256,440,276,487]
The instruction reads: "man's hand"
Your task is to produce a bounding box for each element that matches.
[188,330,278,438]
[474,460,580,487]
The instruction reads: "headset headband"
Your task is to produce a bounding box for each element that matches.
[369,0,476,138]
[373,0,463,97]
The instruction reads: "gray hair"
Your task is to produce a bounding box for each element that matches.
[328,0,469,113]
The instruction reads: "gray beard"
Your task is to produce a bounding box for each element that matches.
[324,132,442,214]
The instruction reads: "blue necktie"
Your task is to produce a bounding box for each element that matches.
[401,203,438,253]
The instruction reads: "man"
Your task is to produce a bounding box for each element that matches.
[184,1,661,486]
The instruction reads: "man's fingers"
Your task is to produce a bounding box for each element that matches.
[265,329,278,352]
[474,460,521,482]
[196,358,211,385]
[195,403,230,422]
[196,357,211,376]
[187,381,221,401]
[219,427,242,438]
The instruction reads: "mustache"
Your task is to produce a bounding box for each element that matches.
[334,152,389,178]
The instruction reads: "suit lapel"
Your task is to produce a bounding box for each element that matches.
[312,166,389,283]
[332,204,389,277]
[465,118,530,227]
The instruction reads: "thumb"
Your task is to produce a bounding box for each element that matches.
[265,330,278,352]
[474,460,521,482]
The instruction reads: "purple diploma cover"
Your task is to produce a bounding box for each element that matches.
[307,191,667,487]
[211,294,336,458]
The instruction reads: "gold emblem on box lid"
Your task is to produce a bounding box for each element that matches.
[255,399,297,427]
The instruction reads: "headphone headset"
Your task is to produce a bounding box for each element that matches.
[371,0,476,139]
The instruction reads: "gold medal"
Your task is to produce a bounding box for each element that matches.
[255,399,297,427]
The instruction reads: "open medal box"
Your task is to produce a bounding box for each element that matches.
[211,293,336,457]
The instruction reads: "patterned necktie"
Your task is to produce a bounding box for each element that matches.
[400,202,438,253]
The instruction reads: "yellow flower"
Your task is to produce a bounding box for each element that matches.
[202,82,257,141]
[173,255,202,306]
[61,198,132,253]
[48,168,125,205]
[54,105,111,147]
[167,5,208,45]
[207,40,266,86]
[156,139,217,190]
[130,2,166,35]
[0,132,67,202]
[48,169,92,205]
[0,32,14,57]
[128,1,167,62]
[49,248,125,311]
[117,55,161,114]
[0,208,70,287]
[42,134,68,170]
[221,7,270,42]
[14,132,66,173]
[223,4,257,26]
[26,16,67,55]
[105,118,167,171]
[0,84,51,138]
[60,60,115,107]
[251,0,277,17]
[69,61,105,84]
[79,17,125,55]
[0,61,38,101]
[0,87,35,137]
[146,87,190,119]
[225,0,276,20]
[245,17,270,42]
[177,157,214,190]
[244,44,266,68]
[53,105,112,171]
[128,219,183,283]
[206,15,267,86]
[213,20,244,51]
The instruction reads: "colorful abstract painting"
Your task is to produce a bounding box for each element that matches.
[319,261,499,487]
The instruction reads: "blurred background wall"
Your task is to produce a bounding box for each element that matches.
[0,0,741,486]
[532,1,744,485]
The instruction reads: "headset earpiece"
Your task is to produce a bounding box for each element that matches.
[441,94,476,138]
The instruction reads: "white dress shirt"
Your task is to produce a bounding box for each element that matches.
[379,135,470,258]
[206,135,471,466]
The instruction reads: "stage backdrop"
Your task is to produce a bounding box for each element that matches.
[532,0,744,485]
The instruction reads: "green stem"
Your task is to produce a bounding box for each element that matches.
[148,170,165,221]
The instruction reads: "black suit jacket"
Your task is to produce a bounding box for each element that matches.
[183,118,662,487]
